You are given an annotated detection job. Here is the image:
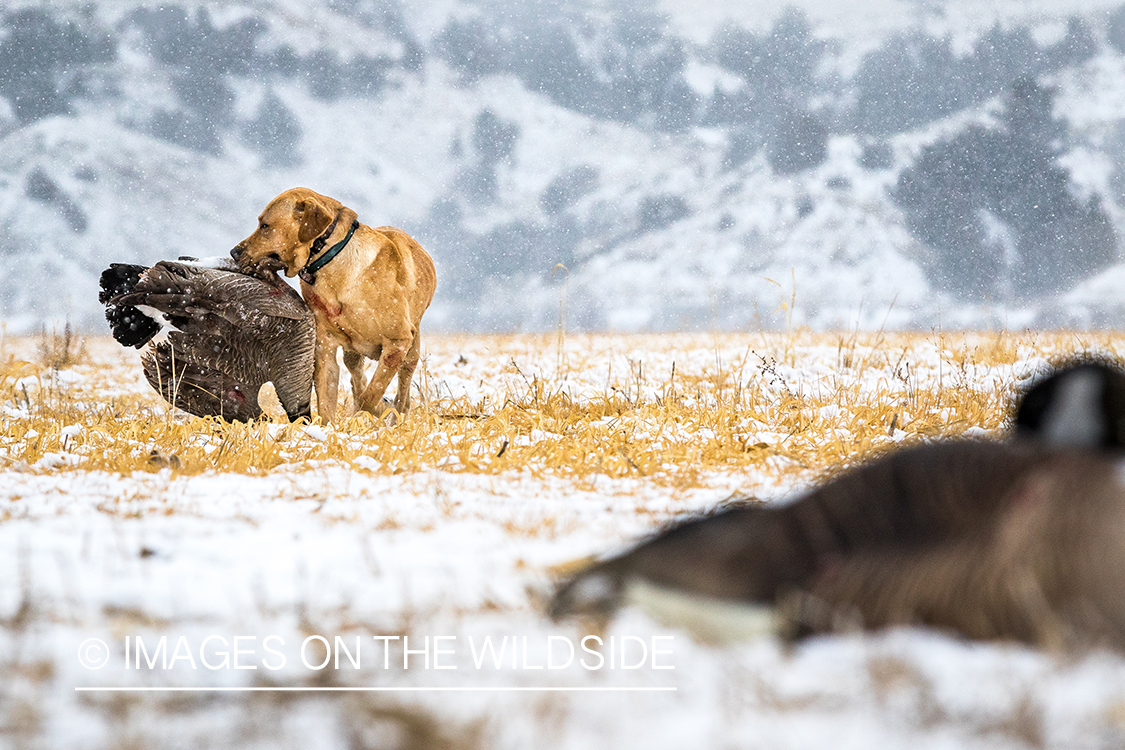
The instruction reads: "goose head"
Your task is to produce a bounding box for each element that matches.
[1013,360,1125,450]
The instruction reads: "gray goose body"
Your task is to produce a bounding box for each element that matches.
[551,362,1125,650]
[797,453,1125,648]
[100,260,315,422]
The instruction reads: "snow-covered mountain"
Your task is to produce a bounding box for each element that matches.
[4,0,1125,333]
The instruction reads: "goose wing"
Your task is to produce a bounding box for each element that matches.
[110,262,308,336]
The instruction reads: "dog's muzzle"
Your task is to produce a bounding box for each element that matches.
[230,246,244,262]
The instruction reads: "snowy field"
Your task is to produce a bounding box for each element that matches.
[2,330,1125,749]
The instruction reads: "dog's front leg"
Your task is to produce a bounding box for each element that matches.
[313,337,341,424]
[343,350,367,411]
[392,333,421,414]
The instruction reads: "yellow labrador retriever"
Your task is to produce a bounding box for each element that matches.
[231,187,436,424]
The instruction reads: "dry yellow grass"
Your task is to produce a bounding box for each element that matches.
[1,327,1123,490]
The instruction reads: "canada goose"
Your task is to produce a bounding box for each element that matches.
[551,362,1125,650]
[99,259,315,422]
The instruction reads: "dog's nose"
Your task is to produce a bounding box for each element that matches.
[230,245,243,261]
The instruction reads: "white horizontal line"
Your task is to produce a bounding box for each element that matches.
[75,686,676,693]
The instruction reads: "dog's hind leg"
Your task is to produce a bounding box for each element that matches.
[392,334,421,415]
[358,338,411,420]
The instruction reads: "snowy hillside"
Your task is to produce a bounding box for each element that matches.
[4,0,1125,332]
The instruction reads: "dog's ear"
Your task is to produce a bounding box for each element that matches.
[294,198,333,244]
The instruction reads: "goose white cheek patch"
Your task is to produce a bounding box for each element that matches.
[1042,369,1106,448]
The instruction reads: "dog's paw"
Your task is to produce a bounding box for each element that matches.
[380,399,401,427]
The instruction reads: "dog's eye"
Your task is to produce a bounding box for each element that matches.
[259,223,269,230]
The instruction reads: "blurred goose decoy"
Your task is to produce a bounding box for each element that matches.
[795,453,1125,649]
[550,361,1125,650]
[99,258,315,422]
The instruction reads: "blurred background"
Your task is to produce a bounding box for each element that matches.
[3,0,1125,333]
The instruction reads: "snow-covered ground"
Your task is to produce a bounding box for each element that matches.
[2,332,1125,749]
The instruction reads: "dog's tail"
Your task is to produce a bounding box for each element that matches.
[99,264,162,349]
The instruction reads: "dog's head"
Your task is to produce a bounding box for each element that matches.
[230,187,349,278]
